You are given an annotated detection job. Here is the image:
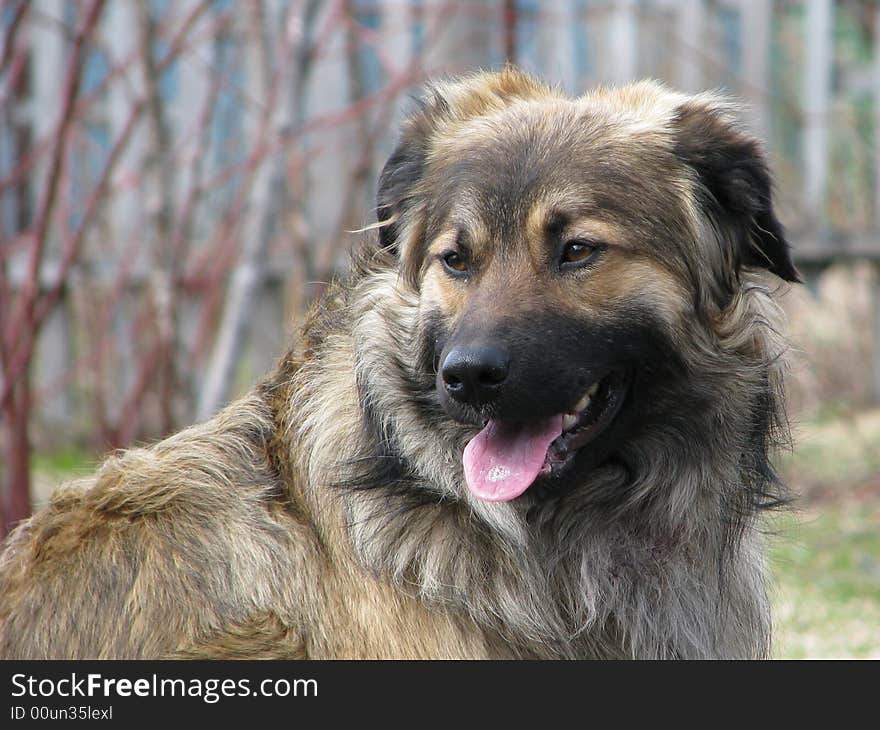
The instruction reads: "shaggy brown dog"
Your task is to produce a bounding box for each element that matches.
[0,69,798,659]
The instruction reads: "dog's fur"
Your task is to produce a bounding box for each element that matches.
[0,69,798,659]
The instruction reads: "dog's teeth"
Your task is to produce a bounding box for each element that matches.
[574,392,592,413]
[562,413,579,431]
[587,381,600,397]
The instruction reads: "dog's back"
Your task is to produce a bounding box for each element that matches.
[0,394,310,658]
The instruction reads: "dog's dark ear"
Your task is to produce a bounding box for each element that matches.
[375,112,432,255]
[672,99,801,286]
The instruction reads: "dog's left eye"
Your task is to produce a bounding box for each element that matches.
[441,251,469,276]
[560,240,603,270]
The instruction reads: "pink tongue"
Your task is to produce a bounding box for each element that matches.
[462,416,564,502]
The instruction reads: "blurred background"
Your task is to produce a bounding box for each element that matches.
[1,0,878,657]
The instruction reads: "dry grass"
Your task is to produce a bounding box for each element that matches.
[779,409,880,500]
[780,262,878,418]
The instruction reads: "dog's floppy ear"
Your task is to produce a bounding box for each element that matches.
[376,68,555,256]
[672,99,801,287]
[375,115,431,255]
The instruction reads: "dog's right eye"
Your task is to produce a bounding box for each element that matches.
[441,251,469,277]
[559,239,604,270]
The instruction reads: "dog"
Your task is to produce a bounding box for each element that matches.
[0,68,799,659]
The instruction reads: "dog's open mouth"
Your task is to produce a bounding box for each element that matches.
[462,371,628,502]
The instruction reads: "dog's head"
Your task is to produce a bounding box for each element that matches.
[370,69,798,505]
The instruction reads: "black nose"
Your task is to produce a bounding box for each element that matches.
[441,344,510,405]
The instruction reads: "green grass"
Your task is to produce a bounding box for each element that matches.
[769,496,880,658]
[30,446,95,476]
[768,406,880,658]
[29,447,97,508]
